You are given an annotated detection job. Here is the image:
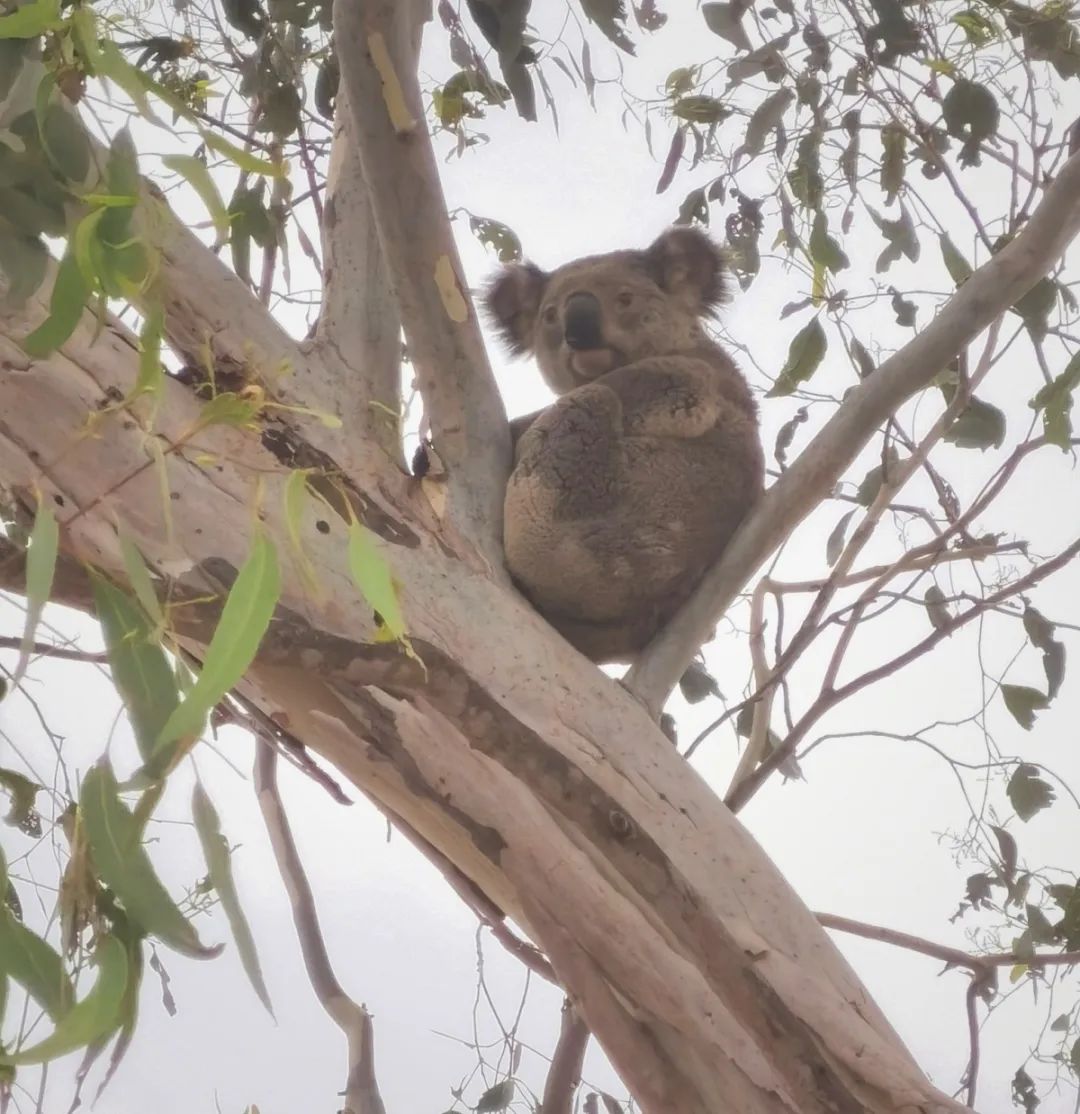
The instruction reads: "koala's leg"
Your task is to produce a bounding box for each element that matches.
[598,356,724,440]
[512,382,627,510]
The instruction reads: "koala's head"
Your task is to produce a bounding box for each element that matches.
[484,227,728,394]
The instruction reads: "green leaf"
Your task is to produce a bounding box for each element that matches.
[118,533,163,625]
[808,210,848,274]
[80,763,218,957]
[672,95,731,124]
[726,31,791,85]
[467,215,521,263]
[942,79,999,166]
[0,39,30,100]
[889,287,917,327]
[162,154,229,239]
[739,88,794,159]
[476,1079,515,1113]
[72,206,108,286]
[39,101,90,185]
[1007,764,1055,822]
[868,203,919,272]
[22,248,91,357]
[90,574,179,768]
[939,234,972,285]
[1030,351,1080,449]
[1022,605,1065,701]
[1050,1014,1070,1033]
[0,0,61,39]
[579,0,635,54]
[0,229,47,308]
[192,784,273,1015]
[1001,684,1049,731]
[156,532,280,753]
[68,7,102,72]
[825,509,856,566]
[195,392,262,430]
[0,935,126,1065]
[924,585,951,631]
[855,448,901,506]
[839,110,860,192]
[0,767,41,835]
[880,122,906,204]
[202,130,283,177]
[943,396,1006,450]
[347,521,408,643]
[133,304,164,400]
[0,907,73,1022]
[954,8,998,46]
[1013,277,1058,339]
[702,3,752,50]
[787,128,823,210]
[10,498,58,686]
[767,317,826,397]
[849,337,875,378]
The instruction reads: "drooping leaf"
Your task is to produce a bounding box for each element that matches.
[939,234,973,285]
[580,0,636,53]
[726,32,791,85]
[655,125,685,194]
[156,532,281,754]
[849,337,875,378]
[989,824,1018,884]
[738,88,793,158]
[90,574,179,767]
[1007,764,1055,822]
[767,317,826,396]
[702,2,752,50]
[192,784,273,1014]
[786,128,823,209]
[825,509,856,566]
[80,763,219,957]
[0,908,72,1022]
[880,122,906,204]
[347,521,408,644]
[0,936,126,1066]
[0,768,41,835]
[868,203,919,272]
[1023,606,1065,701]
[476,1079,515,1112]
[162,155,229,239]
[22,248,91,357]
[855,448,901,506]
[924,585,951,631]
[942,79,999,166]
[808,209,848,274]
[773,405,808,469]
[11,498,58,687]
[1030,351,1080,449]
[672,95,731,124]
[1001,684,1049,731]
[943,396,1006,450]
[889,287,917,327]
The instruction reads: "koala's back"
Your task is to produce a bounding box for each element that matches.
[504,341,763,662]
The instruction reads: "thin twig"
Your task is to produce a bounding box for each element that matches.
[254,744,387,1114]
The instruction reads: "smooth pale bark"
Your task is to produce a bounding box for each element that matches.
[1,258,964,1113]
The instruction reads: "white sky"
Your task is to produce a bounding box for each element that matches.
[2,3,1080,1112]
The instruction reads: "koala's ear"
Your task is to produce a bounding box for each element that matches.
[644,227,728,316]
[483,263,548,355]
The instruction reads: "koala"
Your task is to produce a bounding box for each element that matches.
[484,226,765,664]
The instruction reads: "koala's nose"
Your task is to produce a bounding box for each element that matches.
[563,292,604,350]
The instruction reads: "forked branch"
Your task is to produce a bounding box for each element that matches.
[332,0,511,561]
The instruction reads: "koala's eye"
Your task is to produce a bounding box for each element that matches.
[616,291,634,308]
[541,304,558,326]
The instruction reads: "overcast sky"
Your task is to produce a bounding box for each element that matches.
[2,3,1080,1112]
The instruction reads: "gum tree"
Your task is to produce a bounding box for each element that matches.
[1,1,1079,1111]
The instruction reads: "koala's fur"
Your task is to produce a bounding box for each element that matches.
[485,227,765,664]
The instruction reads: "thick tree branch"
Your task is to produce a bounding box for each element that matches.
[315,83,404,464]
[332,0,511,562]
[625,151,1080,715]
[0,250,966,1114]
